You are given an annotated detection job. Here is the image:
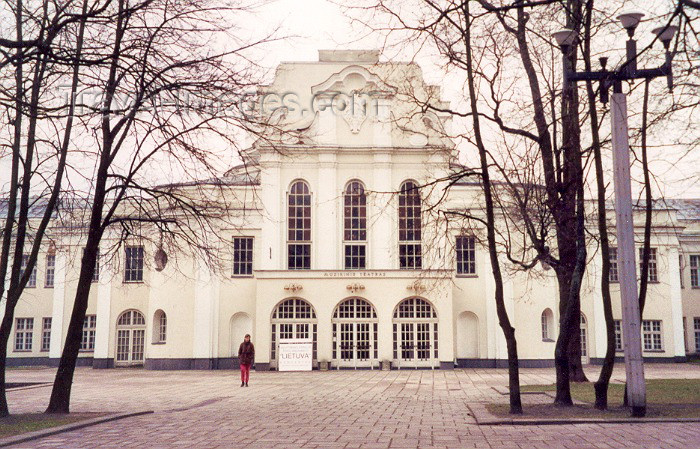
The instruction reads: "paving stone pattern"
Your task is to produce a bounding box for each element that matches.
[6,364,700,448]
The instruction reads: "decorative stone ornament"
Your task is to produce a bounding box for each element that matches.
[284,283,303,293]
[346,283,365,293]
[407,280,427,294]
[154,248,168,272]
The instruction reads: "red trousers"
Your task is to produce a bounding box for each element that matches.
[240,363,251,383]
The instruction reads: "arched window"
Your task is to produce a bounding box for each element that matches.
[392,297,438,367]
[344,180,367,269]
[541,309,553,341]
[398,181,421,269]
[288,180,311,269]
[270,298,317,368]
[153,310,167,343]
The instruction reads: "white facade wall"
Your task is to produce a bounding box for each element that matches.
[5,51,696,370]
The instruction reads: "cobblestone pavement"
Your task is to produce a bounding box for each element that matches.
[6,364,700,448]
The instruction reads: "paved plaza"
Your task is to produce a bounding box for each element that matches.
[6,364,700,448]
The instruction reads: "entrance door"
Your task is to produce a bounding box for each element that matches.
[393,298,438,369]
[115,310,146,366]
[270,299,317,370]
[332,298,378,369]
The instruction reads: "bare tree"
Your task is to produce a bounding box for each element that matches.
[0,0,101,417]
[45,0,275,413]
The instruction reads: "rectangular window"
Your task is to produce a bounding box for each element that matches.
[399,243,421,270]
[45,254,55,288]
[609,247,619,283]
[695,318,700,353]
[614,320,623,352]
[639,247,658,283]
[288,244,310,270]
[456,236,476,275]
[232,237,254,276]
[82,248,100,282]
[81,315,97,351]
[124,246,144,282]
[20,255,37,288]
[642,320,663,351]
[679,254,684,289]
[344,244,366,270]
[541,313,549,341]
[41,317,52,352]
[690,255,699,288]
[14,318,33,351]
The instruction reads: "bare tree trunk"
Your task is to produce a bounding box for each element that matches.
[46,0,122,413]
[0,0,24,417]
[462,1,522,414]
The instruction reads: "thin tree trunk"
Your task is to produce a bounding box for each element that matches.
[463,1,521,414]
[46,0,125,413]
[578,0,616,410]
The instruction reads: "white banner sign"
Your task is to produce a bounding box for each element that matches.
[278,340,313,372]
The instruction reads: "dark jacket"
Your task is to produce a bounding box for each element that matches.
[238,341,255,365]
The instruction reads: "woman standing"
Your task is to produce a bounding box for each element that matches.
[238,334,255,387]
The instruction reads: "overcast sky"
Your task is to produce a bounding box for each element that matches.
[243,0,699,198]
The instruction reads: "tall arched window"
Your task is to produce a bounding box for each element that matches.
[344,180,367,269]
[288,180,311,269]
[399,181,421,269]
[153,310,167,343]
[541,308,553,341]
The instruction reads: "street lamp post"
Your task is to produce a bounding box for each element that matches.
[552,13,677,418]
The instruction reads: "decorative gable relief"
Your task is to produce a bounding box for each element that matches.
[311,66,396,134]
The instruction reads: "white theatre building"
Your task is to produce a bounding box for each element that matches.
[6,50,700,370]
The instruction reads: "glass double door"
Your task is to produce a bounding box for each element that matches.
[116,328,145,366]
[334,321,377,368]
[396,322,436,368]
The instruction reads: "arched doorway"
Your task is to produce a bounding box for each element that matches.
[332,298,378,369]
[580,313,589,364]
[115,310,146,366]
[270,298,317,370]
[230,312,253,356]
[392,297,438,368]
[456,311,478,358]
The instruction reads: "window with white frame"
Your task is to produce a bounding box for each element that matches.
[232,237,254,276]
[80,315,96,351]
[14,318,33,351]
[695,318,700,353]
[614,319,623,352]
[82,247,100,282]
[609,247,619,283]
[344,181,367,270]
[45,254,55,288]
[20,254,37,288]
[541,309,553,341]
[642,320,663,351]
[639,247,658,283]
[398,181,421,270]
[124,246,144,282]
[287,180,311,270]
[690,255,699,288]
[41,317,52,351]
[456,236,476,275]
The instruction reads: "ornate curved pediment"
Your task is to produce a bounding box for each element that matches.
[311,65,396,97]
